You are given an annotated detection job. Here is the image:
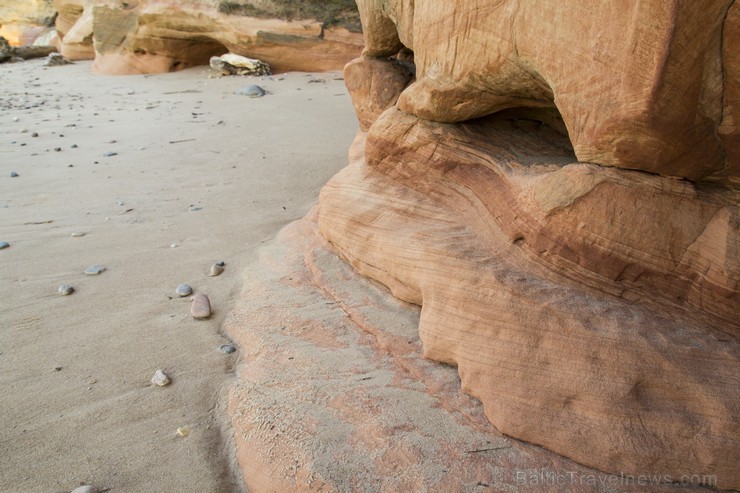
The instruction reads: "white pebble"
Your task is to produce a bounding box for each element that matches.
[151,369,171,387]
[84,264,106,275]
[71,486,98,493]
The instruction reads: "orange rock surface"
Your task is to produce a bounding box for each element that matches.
[52,0,364,74]
[318,0,740,490]
[356,0,739,186]
[225,214,719,493]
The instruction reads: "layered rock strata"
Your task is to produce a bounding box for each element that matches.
[318,0,740,490]
[53,0,363,74]
[225,214,716,493]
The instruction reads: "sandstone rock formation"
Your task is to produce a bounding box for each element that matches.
[318,0,740,490]
[53,0,363,74]
[0,0,55,46]
[225,214,716,493]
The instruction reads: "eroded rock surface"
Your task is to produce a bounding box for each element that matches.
[318,0,740,490]
[52,0,363,74]
[0,0,55,46]
[226,215,717,493]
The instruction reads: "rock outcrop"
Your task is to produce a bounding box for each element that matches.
[226,214,716,493]
[318,0,740,490]
[0,0,55,46]
[53,0,363,74]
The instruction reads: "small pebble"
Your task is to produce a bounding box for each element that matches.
[71,485,98,493]
[54,147,62,152]
[84,264,106,275]
[235,85,266,98]
[175,284,192,297]
[71,144,78,148]
[0,241,9,249]
[31,132,38,137]
[219,344,236,354]
[54,366,63,371]
[58,284,74,295]
[20,128,28,133]
[189,206,202,212]
[10,171,18,177]
[209,263,224,277]
[191,293,211,319]
[103,151,117,157]
[70,232,86,237]
[215,261,225,267]
[12,117,19,122]
[176,426,190,437]
[151,369,171,387]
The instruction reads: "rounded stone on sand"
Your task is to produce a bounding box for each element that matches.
[235,85,266,98]
[151,369,171,387]
[70,232,86,237]
[0,241,9,249]
[71,486,98,493]
[209,263,224,276]
[191,293,211,319]
[219,344,236,354]
[175,284,192,297]
[10,171,19,177]
[58,284,74,295]
[84,264,106,275]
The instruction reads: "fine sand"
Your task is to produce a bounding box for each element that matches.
[0,58,358,493]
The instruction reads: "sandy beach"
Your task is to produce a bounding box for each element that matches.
[0,58,358,493]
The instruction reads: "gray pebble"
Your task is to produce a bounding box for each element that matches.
[31,132,38,137]
[215,261,225,267]
[235,85,266,98]
[10,171,18,177]
[70,232,86,237]
[58,284,74,295]
[84,264,106,275]
[0,241,9,249]
[219,344,236,354]
[175,284,193,297]
[209,263,224,277]
[103,151,117,157]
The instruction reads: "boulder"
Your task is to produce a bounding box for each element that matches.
[210,54,270,76]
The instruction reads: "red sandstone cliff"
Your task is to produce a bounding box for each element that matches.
[53,0,364,74]
[318,0,740,490]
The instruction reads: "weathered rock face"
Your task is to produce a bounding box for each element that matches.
[319,0,740,490]
[53,0,363,74]
[226,214,717,493]
[356,0,739,187]
[0,0,55,46]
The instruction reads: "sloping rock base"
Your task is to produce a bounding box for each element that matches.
[224,210,721,492]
